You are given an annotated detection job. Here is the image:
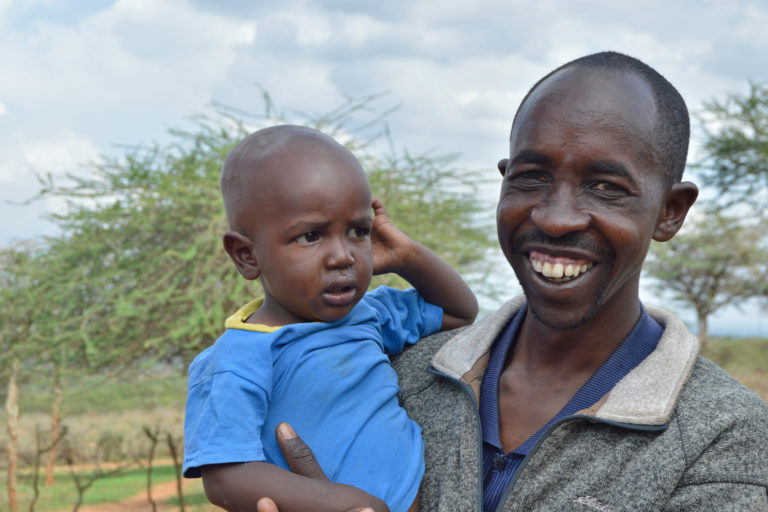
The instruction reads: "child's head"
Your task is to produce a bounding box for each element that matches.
[221,125,374,326]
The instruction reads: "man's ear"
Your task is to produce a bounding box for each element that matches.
[652,181,699,242]
[497,158,509,177]
[223,231,260,280]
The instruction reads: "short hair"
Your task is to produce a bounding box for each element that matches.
[513,51,689,185]
[220,125,322,232]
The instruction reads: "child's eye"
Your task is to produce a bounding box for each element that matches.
[296,231,320,244]
[347,227,371,239]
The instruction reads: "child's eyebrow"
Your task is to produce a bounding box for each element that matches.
[287,220,329,232]
[349,214,374,225]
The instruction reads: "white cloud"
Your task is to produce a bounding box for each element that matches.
[1,0,766,332]
[0,0,256,147]
[0,131,101,185]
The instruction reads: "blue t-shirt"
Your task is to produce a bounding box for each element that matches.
[183,286,443,512]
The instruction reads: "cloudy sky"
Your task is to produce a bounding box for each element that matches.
[1,0,767,334]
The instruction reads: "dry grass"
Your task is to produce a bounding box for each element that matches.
[1,407,185,466]
[702,336,768,402]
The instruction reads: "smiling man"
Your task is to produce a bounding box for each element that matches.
[261,52,768,512]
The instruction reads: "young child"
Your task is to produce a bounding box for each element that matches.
[182,125,478,512]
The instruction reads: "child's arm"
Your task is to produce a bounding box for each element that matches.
[202,462,388,512]
[200,425,388,512]
[370,198,478,330]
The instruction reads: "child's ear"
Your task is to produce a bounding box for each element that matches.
[223,231,261,280]
[652,181,698,242]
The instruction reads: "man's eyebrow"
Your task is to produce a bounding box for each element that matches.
[509,150,553,167]
[589,160,639,187]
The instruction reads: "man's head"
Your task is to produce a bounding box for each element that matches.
[221,125,374,326]
[496,52,698,331]
[513,51,690,188]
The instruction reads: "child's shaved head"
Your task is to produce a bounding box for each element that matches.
[221,125,366,236]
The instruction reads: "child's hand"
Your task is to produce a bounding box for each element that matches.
[369,198,478,330]
[370,198,416,275]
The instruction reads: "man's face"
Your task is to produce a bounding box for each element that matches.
[497,66,669,331]
[238,140,374,326]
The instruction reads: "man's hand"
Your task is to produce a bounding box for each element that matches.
[275,422,329,480]
[257,497,374,512]
[271,422,385,512]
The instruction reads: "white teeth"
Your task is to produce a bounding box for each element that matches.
[531,257,593,282]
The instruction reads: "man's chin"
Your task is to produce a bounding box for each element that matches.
[523,292,601,332]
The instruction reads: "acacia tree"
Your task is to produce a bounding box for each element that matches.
[692,80,768,317]
[34,96,495,370]
[645,212,768,343]
[695,80,768,210]
[0,244,40,512]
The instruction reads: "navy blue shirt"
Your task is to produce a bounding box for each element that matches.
[479,304,663,512]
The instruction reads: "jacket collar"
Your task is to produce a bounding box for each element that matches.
[431,297,700,426]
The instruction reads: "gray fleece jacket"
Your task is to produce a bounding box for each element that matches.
[391,296,768,511]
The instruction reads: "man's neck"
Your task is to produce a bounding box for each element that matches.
[509,299,642,381]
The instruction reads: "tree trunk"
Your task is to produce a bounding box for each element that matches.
[45,361,62,485]
[697,310,709,348]
[167,433,186,512]
[5,358,20,512]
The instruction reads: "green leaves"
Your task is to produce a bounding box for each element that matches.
[3,95,495,374]
[695,80,768,209]
[646,212,768,341]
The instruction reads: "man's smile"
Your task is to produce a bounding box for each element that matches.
[529,250,594,283]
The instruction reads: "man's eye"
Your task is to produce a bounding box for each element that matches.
[591,181,627,195]
[348,227,371,239]
[510,170,549,188]
[296,232,320,244]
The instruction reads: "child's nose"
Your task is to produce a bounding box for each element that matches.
[326,237,354,268]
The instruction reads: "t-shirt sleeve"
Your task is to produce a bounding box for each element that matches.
[183,337,272,478]
[366,286,444,355]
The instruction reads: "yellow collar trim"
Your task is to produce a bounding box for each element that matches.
[225,297,282,333]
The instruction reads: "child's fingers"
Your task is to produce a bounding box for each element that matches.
[371,197,386,215]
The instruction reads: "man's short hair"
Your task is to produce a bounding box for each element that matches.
[513,51,689,185]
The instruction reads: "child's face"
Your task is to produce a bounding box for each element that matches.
[241,142,374,326]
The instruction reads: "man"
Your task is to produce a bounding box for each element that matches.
[260,52,768,511]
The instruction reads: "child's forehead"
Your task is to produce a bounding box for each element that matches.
[248,138,365,194]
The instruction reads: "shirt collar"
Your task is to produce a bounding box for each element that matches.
[479,303,663,455]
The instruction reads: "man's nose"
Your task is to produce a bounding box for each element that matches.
[530,185,590,238]
[325,236,355,268]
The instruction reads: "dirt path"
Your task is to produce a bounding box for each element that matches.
[63,471,218,512]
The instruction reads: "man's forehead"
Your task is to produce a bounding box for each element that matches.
[512,66,658,138]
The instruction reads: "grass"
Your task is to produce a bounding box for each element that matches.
[701,336,768,400]
[0,335,764,511]
[19,372,188,416]
[1,464,184,511]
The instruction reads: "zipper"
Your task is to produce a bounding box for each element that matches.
[428,366,485,512]
[495,415,668,510]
